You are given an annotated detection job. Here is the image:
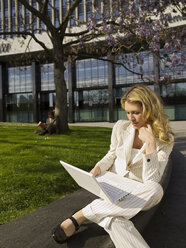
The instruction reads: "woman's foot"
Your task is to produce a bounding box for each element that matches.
[52,210,87,244]
[60,217,77,237]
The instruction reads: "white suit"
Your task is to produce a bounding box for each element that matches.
[82,120,174,248]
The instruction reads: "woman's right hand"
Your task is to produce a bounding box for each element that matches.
[90,165,101,177]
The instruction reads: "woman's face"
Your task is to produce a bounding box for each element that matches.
[125,101,146,129]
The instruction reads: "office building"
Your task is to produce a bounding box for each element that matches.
[0,0,185,123]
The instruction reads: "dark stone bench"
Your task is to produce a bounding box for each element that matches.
[131,154,173,233]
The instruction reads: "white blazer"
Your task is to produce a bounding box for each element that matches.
[96,120,174,183]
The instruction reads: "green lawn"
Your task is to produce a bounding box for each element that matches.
[0,123,111,224]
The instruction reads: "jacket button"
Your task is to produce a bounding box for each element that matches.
[147,159,150,162]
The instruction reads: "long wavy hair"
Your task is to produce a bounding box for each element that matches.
[121,84,174,144]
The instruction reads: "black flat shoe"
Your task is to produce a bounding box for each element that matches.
[52,216,80,244]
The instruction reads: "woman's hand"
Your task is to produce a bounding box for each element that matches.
[138,124,154,143]
[90,165,101,177]
[139,124,156,154]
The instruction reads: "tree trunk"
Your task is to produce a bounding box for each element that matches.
[54,60,69,134]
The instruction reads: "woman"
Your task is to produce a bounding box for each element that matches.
[52,85,174,248]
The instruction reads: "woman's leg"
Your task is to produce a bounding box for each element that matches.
[60,210,87,237]
[105,217,150,248]
[56,180,162,242]
[82,180,163,226]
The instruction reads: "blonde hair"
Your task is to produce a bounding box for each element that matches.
[121,84,174,144]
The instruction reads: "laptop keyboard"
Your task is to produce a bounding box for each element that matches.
[98,179,130,202]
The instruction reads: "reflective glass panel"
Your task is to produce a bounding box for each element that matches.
[76,58,108,87]
[115,52,154,85]
[160,49,186,81]
[6,93,33,123]
[8,66,32,93]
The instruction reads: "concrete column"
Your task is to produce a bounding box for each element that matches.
[15,0,19,34]
[67,0,70,28]
[0,63,7,122]
[51,0,55,25]
[8,0,12,35]
[36,1,40,32]
[68,58,76,123]
[1,0,5,38]
[108,59,115,123]
[22,5,26,31]
[59,0,62,23]
[83,0,87,21]
[32,62,41,123]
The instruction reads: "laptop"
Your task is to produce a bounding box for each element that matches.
[60,160,137,203]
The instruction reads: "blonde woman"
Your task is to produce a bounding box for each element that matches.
[52,84,174,248]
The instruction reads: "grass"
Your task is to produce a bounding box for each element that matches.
[0,122,112,224]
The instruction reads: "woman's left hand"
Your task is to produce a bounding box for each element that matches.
[139,124,156,154]
[138,124,154,143]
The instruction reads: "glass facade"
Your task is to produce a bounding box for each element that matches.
[75,58,109,122]
[3,56,186,123]
[0,1,185,123]
[74,89,109,122]
[7,66,33,122]
[76,59,108,88]
[0,0,109,37]
[40,92,56,122]
[6,93,33,122]
[160,49,186,81]
[41,63,55,91]
[161,82,186,120]
[115,52,154,85]
[8,66,32,93]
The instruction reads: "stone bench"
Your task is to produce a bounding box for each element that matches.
[131,155,173,233]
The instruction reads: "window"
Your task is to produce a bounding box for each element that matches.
[160,49,186,81]
[41,63,55,91]
[76,58,108,87]
[8,66,32,93]
[74,89,109,122]
[115,52,154,85]
[78,1,84,21]
[40,62,68,91]
[6,93,33,123]
[62,0,67,19]
[86,0,92,20]
[55,0,60,27]
[176,82,186,96]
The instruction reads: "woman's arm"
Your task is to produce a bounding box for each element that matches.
[91,120,123,174]
[139,124,174,182]
[141,141,173,182]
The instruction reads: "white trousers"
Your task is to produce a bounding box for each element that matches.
[82,180,163,248]
[105,217,150,248]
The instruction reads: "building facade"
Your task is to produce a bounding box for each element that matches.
[0,1,185,123]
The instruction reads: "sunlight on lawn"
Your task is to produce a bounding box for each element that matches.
[0,123,111,224]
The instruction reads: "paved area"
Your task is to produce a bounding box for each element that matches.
[0,121,186,248]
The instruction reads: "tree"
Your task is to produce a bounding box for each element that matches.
[0,0,185,133]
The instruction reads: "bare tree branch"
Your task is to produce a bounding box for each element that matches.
[41,0,49,15]
[63,32,103,47]
[18,0,55,33]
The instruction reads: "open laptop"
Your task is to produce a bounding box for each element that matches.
[60,160,137,203]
